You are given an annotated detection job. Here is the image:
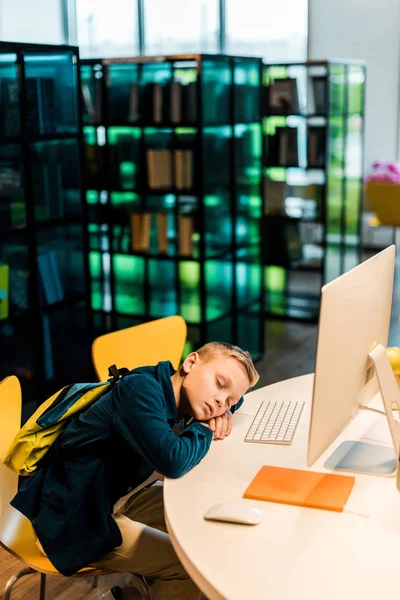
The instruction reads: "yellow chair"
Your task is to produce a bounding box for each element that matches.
[0,376,109,600]
[92,315,187,382]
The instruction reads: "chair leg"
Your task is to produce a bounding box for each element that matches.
[92,576,99,588]
[3,567,36,600]
[39,573,46,600]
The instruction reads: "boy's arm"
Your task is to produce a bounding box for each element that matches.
[113,374,213,478]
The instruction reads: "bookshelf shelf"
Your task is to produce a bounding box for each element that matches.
[262,60,366,321]
[0,41,91,406]
[81,54,264,359]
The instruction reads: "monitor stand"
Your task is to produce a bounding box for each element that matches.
[324,344,400,477]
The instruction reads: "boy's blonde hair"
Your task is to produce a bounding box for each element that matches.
[196,342,259,388]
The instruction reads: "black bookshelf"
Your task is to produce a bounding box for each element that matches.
[0,41,92,406]
[262,60,366,321]
[80,54,264,360]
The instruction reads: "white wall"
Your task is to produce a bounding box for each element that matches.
[308,0,400,171]
[0,0,66,45]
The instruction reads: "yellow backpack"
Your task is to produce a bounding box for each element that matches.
[4,366,129,477]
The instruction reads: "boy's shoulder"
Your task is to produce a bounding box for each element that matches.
[118,365,165,397]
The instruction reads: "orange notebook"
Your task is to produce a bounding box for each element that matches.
[244,465,355,512]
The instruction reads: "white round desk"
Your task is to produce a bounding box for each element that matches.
[164,374,400,600]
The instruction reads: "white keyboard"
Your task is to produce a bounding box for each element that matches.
[244,400,305,445]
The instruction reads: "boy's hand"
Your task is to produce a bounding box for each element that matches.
[208,409,233,440]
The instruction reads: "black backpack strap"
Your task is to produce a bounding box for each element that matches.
[107,364,131,387]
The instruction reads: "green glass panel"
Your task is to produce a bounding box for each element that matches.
[206,315,233,345]
[329,64,345,116]
[348,66,364,115]
[235,123,262,189]
[345,178,362,241]
[263,66,288,86]
[264,265,287,315]
[89,250,103,312]
[80,64,103,125]
[179,261,201,324]
[86,190,99,205]
[204,126,231,192]
[205,260,232,321]
[84,126,104,189]
[237,262,261,308]
[148,259,177,317]
[113,254,145,315]
[202,58,231,126]
[236,195,261,246]
[204,191,231,256]
[237,307,263,360]
[24,52,79,134]
[0,53,20,139]
[234,58,261,124]
[108,127,141,190]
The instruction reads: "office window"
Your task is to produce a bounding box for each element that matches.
[0,0,66,44]
[76,0,138,58]
[144,0,219,55]
[225,0,308,62]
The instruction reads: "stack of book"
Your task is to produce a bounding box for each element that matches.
[129,210,194,257]
[267,127,299,167]
[146,148,193,190]
[307,127,326,167]
[37,251,64,306]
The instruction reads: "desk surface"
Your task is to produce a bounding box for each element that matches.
[164,374,400,600]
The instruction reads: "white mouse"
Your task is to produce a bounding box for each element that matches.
[204,502,263,525]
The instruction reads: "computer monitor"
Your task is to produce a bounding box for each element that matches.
[307,245,400,475]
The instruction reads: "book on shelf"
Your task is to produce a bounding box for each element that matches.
[82,80,103,123]
[128,83,139,123]
[0,264,9,320]
[26,77,56,136]
[178,214,194,257]
[146,149,173,189]
[164,80,183,124]
[310,76,327,115]
[37,251,64,306]
[130,211,151,252]
[42,314,54,380]
[267,78,300,115]
[308,126,326,167]
[183,81,197,124]
[268,127,299,167]
[0,78,20,138]
[264,178,286,215]
[157,212,169,254]
[174,149,193,190]
[32,162,63,220]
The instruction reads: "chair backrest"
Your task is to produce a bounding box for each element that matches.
[0,376,21,516]
[92,315,187,382]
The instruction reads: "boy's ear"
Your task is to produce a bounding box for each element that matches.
[181,352,200,374]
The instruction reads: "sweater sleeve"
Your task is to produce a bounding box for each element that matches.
[231,396,244,413]
[113,374,213,478]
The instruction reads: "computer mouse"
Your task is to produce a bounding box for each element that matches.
[204,502,263,525]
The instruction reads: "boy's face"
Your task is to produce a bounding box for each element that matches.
[180,352,250,420]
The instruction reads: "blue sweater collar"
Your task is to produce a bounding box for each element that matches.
[156,361,178,421]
